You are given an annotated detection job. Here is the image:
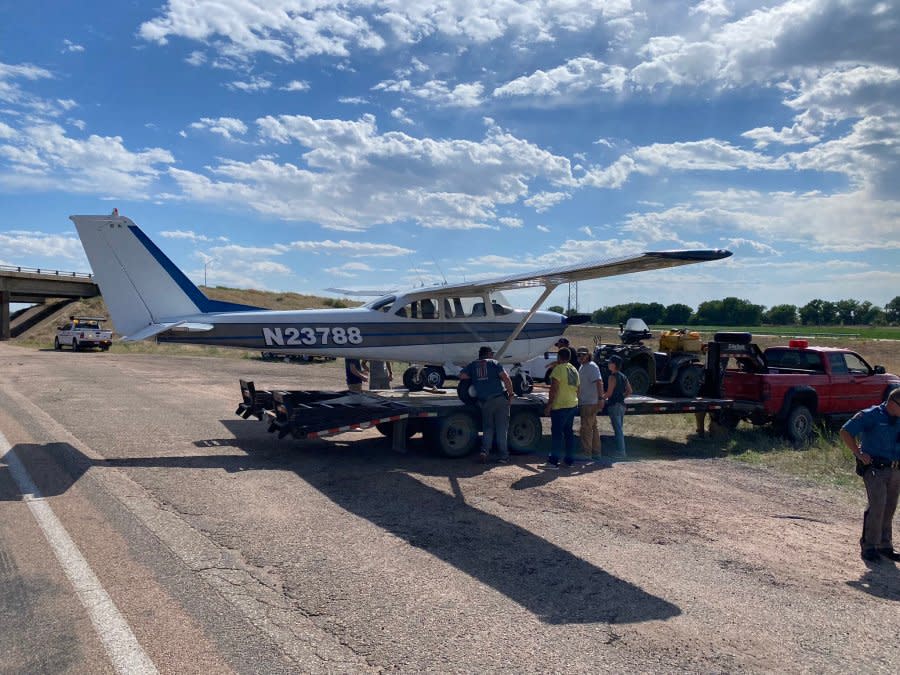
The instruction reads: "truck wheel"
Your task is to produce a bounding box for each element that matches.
[624,365,651,395]
[433,411,479,458]
[508,409,542,454]
[54,337,61,351]
[512,373,534,396]
[785,405,814,443]
[422,366,445,389]
[674,365,703,398]
[402,367,425,391]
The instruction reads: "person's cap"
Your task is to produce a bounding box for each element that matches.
[576,346,590,356]
[609,355,624,367]
[478,345,494,359]
[555,337,570,347]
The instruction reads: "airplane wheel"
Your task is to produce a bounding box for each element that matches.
[508,409,542,454]
[402,366,425,391]
[512,373,534,396]
[456,380,477,405]
[422,366,445,389]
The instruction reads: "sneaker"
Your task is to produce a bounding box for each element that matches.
[541,461,559,470]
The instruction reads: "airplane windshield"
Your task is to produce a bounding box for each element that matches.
[366,295,395,312]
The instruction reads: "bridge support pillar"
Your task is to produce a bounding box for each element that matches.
[0,290,9,340]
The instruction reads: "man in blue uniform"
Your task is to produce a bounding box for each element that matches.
[460,346,515,463]
[840,388,900,563]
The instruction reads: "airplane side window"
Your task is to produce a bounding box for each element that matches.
[491,302,512,316]
[420,299,437,319]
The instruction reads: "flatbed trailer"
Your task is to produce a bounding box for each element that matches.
[236,379,735,458]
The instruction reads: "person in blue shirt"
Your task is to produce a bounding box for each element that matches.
[459,345,515,463]
[840,387,900,563]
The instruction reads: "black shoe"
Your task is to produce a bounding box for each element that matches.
[877,548,900,562]
[861,549,881,562]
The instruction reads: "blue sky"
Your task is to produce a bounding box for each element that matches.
[1,0,898,313]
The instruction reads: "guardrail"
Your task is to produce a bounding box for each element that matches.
[0,264,92,279]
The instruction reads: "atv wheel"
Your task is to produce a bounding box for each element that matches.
[623,365,651,395]
[674,365,703,398]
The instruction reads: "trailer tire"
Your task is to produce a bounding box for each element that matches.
[508,409,542,454]
[624,365,651,395]
[432,411,479,458]
[402,366,425,391]
[785,405,814,443]
[422,366,445,389]
[674,365,703,398]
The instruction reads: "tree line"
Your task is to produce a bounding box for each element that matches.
[547,296,900,327]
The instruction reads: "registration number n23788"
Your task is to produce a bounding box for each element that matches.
[263,326,362,346]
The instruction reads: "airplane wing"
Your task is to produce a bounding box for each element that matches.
[431,249,732,296]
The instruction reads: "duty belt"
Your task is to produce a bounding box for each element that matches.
[870,459,900,470]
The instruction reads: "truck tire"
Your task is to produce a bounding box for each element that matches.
[54,337,61,351]
[508,409,542,454]
[432,411,479,458]
[785,405,814,443]
[674,365,703,398]
[512,372,534,396]
[402,366,425,391]
[422,366,445,389]
[624,365,651,395]
[713,331,752,344]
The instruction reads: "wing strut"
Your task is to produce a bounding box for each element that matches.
[494,285,558,360]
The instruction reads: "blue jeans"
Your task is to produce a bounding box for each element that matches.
[549,406,578,465]
[608,402,626,456]
[480,395,510,458]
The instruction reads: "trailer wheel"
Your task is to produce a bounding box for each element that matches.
[624,365,651,395]
[674,365,703,398]
[422,366,445,389]
[508,409,542,454]
[375,421,417,440]
[432,411,479,458]
[402,366,425,391]
[785,405,814,444]
[512,373,534,396]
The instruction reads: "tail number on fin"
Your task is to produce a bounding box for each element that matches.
[263,326,362,347]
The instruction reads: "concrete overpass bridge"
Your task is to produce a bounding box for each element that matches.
[0,264,99,339]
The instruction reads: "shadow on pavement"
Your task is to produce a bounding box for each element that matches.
[846,563,900,601]
[2,425,681,626]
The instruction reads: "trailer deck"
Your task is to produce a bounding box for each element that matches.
[236,379,735,457]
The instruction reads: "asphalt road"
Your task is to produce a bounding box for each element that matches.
[1,343,898,673]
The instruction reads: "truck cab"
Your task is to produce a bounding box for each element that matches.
[55,316,113,351]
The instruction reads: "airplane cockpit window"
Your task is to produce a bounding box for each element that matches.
[444,296,489,318]
[491,301,512,316]
[367,295,396,313]
[396,297,439,319]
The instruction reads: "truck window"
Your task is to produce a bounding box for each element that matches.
[802,352,824,373]
[828,352,848,374]
[844,353,870,375]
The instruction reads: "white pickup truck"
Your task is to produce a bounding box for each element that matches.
[55,316,113,351]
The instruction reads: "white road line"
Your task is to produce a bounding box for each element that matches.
[1,431,158,675]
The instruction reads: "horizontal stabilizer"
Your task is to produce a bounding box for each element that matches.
[123,322,182,342]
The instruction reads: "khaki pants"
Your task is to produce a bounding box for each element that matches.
[348,383,363,393]
[579,403,602,456]
[861,466,900,553]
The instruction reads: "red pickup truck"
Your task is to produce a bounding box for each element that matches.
[715,337,900,442]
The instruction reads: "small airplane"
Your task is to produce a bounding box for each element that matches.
[70,212,732,393]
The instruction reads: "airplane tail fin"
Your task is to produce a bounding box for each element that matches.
[70,213,257,339]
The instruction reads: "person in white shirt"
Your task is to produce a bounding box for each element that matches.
[576,346,604,459]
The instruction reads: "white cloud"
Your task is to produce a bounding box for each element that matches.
[494,56,628,98]
[185,50,207,66]
[0,123,174,199]
[524,191,569,212]
[189,116,248,139]
[0,61,53,105]
[498,216,523,228]
[62,39,84,53]
[390,107,413,124]
[286,239,414,257]
[536,224,550,232]
[323,261,374,277]
[226,76,272,92]
[339,96,369,104]
[374,78,484,107]
[0,230,85,260]
[280,79,310,91]
[169,114,576,231]
[161,229,228,243]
